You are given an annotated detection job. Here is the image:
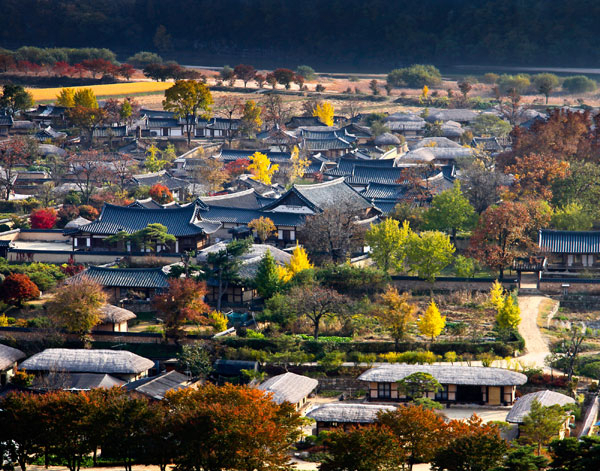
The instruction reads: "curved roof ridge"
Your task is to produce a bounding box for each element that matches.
[293,177,346,190]
[202,188,256,200]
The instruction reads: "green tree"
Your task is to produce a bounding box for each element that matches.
[405,231,455,283]
[397,372,442,399]
[0,84,34,116]
[387,64,442,88]
[520,399,570,455]
[533,73,560,104]
[73,88,98,108]
[177,343,213,379]
[497,445,548,471]
[254,251,281,299]
[471,114,512,137]
[107,223,176,253]
[201,238,252,311]
[163,80,213,147]
[365,219,412,274]
[551,202,592,231]
[497,74,531,94]
[126,51,163,68]
[548,436,600,471]
[119,99,133,124]
[423,181,475,243]
[562,75,597,94]
[56,88,75,107]
[295,65,316,81]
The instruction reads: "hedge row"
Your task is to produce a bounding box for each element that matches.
[221,335,524,358]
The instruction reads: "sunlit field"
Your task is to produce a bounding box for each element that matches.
[26,81,172,102]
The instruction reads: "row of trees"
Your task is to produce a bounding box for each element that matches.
[0,385,302,471]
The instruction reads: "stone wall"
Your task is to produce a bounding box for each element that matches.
[390,276,517,293]
[540,281,600,295]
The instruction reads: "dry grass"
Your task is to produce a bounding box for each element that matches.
[26,81,173,102]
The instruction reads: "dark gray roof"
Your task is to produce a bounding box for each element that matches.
[325,157,395,177]
[31,373,124,391]
[131,171,188,191]
[345,166,406,186]
[214,359,258,376]
[361,182,408,200]
[140,108,176,119]
[20,349,155,375]
[75,203,205,236]
[208,118,240,130]
[306,403,396,423]
[303,137,353,152]
[472,137,503,152]
[147,117,181,128]
[128,198,168,209]
[125,370,192,399]
[0,343,26,371]
[285,116,326,129]
[258,372,318,404]
[359,364,527,386]
[539,230,600,254]
[199,206,304,227]
[0,115,14,126]
[93,125,128,137]
[506,390,575,423]
[75,266,169,289]
[201,189,266,209]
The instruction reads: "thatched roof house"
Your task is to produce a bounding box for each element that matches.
[359,364,527,405]
[258,372,318,409]
[20,349,155,382]
[507,390,575,424]
[374,132,401,147]
[306,403,396,433]
[426,109,478,124]
[0,343,25,385]
[96,304,137,332]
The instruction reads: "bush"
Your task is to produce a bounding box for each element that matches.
[296,65,316,80]
[30,207,57,229]
[481,73,499,84]
[579,361,600,379]
[563,75,597,94]
[315,264,388,296]
[387,64,442,88]
[496,74,531,94]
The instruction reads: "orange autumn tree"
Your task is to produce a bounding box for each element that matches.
[166,383,303,471]
[505,153,570,200]
[149,183,174,204]
[0,273,40,306]
[152,278,210,339]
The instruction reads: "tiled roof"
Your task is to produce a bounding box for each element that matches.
[93,125,128,137]
[345,166,406,185]
[325,157,395,177]
[217,149,291,164]
[0,115,14,126]
[131,171,188,190]
[303,137,353,151]
[125,370,191,400]
[74,203,206,236]
[140,108,175,119]
[147,117,181,128]
[128,198,168,209]
[201,189,265,209]
[539,230,600,254]
[199,206,304,226]
[361,182,407,200]
[75,266,169,289]
[285,116,326,129]
[207,118,240,130]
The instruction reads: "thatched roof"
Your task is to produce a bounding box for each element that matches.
[385,112,424,123]
[358,364,527,386]
[0,343,26,371]
[306,403,396,423]
[506,390,575,424]
[374,132,401,146]
[413,137,461,149]
[258,372,318,404]
[64,216,92,229]
[426,109,478,123]
[99,304,137,324]
[20,349,154,375]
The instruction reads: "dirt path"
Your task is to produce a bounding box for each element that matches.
[517,295,552,369]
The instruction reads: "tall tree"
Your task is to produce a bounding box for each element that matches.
[405,231,455,284]
[239,99,263,138]
[67,105,107,147]
[254,251,281,299]
[533,73,560,104]
[46,277,107,344]
[423,181,475,243]
[152,278,210,339]
[418,300,446,340]
[201,238,252,311]
[520,399,571,455]
[0,138,32,200]
[248,151,278,185]
[376,286,416,348]
[365,219,412,274]
[0,84,33,116]
[313,101,335,126]
[163,80,213,147]
[505,153,570,200]
[286,284,347,339]
[233,64,256,87]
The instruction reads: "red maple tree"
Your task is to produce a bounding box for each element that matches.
[0,273,40,305]
[30,208,57,229]
[149,184,174,204]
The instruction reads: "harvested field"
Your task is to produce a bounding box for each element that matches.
[26,81,173,102]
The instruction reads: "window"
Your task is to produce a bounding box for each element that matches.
[377,383,391,399]
[435,385,449,401]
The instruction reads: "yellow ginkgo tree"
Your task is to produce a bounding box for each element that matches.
[247,151,279,185]
[312,102,334,126]
[418,300,446,341]
[278,244,313,282]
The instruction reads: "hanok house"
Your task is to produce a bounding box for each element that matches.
[95,304,137,332]
[0,114,14,137]
[539,229,600,273]
[125,370,198,400]
[129,170,190,201]
[258,372,318,410]
[506,390,575,439]
[72,266,169,302]
[0,343,26,386]
[358,364,527,406]
[67,202,220,254]
[306,403,396,435]
[19,349,156,382]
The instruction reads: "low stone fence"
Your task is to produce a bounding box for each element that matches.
[390,275,517,293]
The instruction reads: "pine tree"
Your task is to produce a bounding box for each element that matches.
[255,251,281,299]
[418,300,446,340]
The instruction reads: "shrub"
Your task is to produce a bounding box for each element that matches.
[315,264,388,296]
[0,224,10,232]
[453,255,476,278]
[29,207,57,229]
[563,75,597,94]
[387,64,442,88]
[295,65,316,80]
[77,205,99,220]
[0,273,40,305]
[496,74,531,94]
[580,361,600,379]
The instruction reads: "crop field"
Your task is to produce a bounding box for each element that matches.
[26,81,172,102]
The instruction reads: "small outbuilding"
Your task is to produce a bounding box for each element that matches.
[96,304,137,332]
[19,348,155,382]
[0,343,26,386]
[507,390,575,439]
[359,364,527,405]
[306,403,396,434]
[258,372,318,410]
